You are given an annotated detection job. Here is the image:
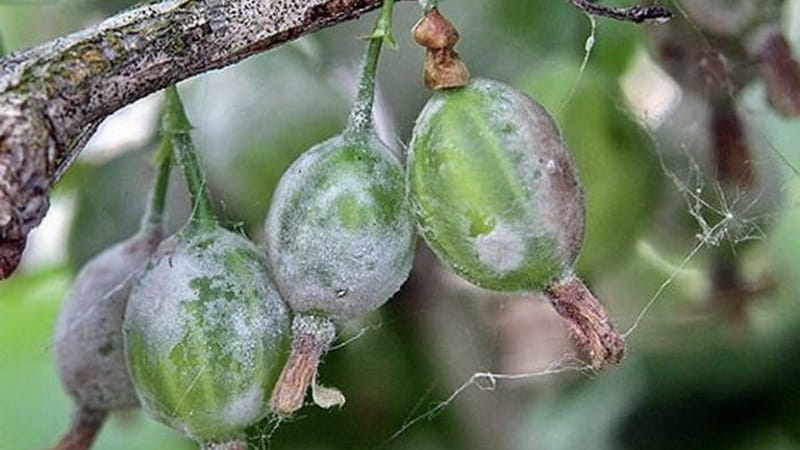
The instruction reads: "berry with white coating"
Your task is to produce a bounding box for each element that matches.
[408,78,624,367]
[409,78,584,291]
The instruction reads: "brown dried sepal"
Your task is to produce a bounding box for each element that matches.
[269,315,336,416]
[423,49,471,90]
[546,275,625,368]
[412,7,470,90]
[757,27,800,117]
[412,8,459,49]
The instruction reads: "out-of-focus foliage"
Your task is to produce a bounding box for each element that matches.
[66,145,190,269]
[2,0,800,449]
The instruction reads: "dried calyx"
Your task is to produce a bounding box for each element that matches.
[412,7,470,90]
[52,105,173,450]
[269,316,338,415]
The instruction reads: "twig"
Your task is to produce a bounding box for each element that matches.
[0,0,403,279]
[567,0,673,23]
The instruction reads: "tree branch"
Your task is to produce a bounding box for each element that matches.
[567,0,672,24]
[0,0,395,278]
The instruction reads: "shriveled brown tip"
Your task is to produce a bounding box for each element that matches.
[269,315,336,416]
[424,49,471,90]
[412,7,471,90]
[546,275,625,368]
[757,28,800,117]
[412,8,459,50]
[0,237,25,279]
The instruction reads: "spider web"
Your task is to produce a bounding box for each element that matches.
[347,2,800,448]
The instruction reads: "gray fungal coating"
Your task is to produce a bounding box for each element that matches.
[265,133,415,320]
[124,226,290,443]
[54,226,162,412]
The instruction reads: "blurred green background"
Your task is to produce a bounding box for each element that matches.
[2,0,800,449]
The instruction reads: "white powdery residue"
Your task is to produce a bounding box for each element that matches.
[280,211,414,318]
[127,248,201,355]
[227,303,265,371]
[474,221,526,272]
[268,139,415,319]
[315,172,374,212]
[414,95,446,133]
[221,383,263,427]
[495,81,583,261]
[259,283,290,347]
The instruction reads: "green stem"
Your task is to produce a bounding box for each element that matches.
[163,85,216,230]
[140,130,173,231]
[343,0,396,139]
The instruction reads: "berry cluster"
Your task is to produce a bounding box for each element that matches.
[50,4,623,449]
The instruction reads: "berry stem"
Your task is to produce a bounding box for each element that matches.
[140,119,173,232]
[269,315,336,416]
[52,408,106,450]
[545,275,624,368]
[344,0,395,139]
[163,85,217,231]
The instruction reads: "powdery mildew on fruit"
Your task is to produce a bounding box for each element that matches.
[54,228,160,411]
[266,135,416,320]
[473,221,526,272]
[477,79,585,266]
[125,227,289,441]
[221,383,264,427]
[409,78,584,290]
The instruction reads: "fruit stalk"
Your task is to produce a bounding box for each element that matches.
[269,315,337,416]
[545,276,624,368]
[52,408,106,450]
[141,132,174,232]
[344,0,395,138]
[163,86,216,230]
